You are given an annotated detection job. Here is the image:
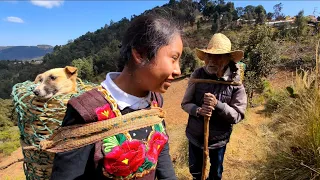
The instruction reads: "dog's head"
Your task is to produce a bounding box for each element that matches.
[33,66,78,98]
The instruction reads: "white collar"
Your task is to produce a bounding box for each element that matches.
[221,67,231,81]
[100,72,152,110]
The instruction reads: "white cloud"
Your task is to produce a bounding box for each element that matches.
[30,0,64,9]
[4,16,24,23]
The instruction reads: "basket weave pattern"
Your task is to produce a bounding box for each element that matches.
[12,80,97,180]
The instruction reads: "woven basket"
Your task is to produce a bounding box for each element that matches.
[11,79,98,180]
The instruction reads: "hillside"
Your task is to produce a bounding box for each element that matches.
[0,45,53,60]
[0,0,317,99]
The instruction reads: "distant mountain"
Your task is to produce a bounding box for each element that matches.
[0,45,53,60]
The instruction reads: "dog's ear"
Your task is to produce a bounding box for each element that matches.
[34,74,42,83]
[65,66,78,75]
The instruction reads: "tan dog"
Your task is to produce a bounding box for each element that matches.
[33,66,78,98]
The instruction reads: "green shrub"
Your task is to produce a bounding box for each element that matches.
[180,47,203,75]
[0,99,15,130]
[0,127,20,155]
[264,90,288,114]
[243,25,281,105]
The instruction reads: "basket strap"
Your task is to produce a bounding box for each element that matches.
[39,107,165,153]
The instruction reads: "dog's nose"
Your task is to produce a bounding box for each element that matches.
[33,90,40,96]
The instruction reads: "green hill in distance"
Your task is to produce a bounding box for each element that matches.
[0,45,53,60]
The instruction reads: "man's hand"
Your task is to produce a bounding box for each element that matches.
[203,93,217,107]
[198,104,214,117]
[197,93,217,117]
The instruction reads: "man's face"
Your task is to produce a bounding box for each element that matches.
[204,54,231,77]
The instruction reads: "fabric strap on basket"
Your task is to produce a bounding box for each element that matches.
[35,107,165,153]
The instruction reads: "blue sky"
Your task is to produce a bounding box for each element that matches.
[0,0,319,46]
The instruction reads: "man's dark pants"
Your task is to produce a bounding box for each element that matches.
[189,142,226,180]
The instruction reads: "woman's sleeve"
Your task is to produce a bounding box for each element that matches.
[155,120,177,180]
[50,104,95,180]
[155,142,177,180]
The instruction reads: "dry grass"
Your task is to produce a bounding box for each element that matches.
[258,70,320,180]
[1,174,25,180]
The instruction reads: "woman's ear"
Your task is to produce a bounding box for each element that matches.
[131,49,143,65]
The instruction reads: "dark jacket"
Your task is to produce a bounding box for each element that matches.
[181,66,247,149]
[51,89,176,180]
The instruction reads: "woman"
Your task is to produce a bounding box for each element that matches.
[181,33,247,180]
[51,15,182,180]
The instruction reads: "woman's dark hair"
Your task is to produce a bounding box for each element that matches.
[117,14,181,71]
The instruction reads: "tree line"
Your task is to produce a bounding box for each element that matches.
[0,0,316,100]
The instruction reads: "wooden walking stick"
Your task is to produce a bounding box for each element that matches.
[189,77,243,180]
[202,115,211,180]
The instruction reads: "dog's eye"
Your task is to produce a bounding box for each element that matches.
[39,78,43,82]
[49,75,57,81]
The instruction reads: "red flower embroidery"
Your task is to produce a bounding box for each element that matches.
[95,104,116,121]
[146,132,168,163]
[151,100,158,107]
[104,140,146,177]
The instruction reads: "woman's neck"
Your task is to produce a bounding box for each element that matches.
[113,67,149,98]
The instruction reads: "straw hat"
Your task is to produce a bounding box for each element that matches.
[196,33,244,62]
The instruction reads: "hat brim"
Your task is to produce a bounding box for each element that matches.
[196,48,244,63]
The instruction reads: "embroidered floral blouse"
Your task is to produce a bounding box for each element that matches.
[50,73,176,180]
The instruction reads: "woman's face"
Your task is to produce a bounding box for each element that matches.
[204,54,231,77]
[136,34,183,93]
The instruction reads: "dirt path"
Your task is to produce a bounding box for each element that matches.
[162,79,274,180]
[0,148,24,180]
[0,72,290,179]
[223,106,273,179]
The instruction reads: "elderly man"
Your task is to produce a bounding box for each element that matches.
[181,33,247,180]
